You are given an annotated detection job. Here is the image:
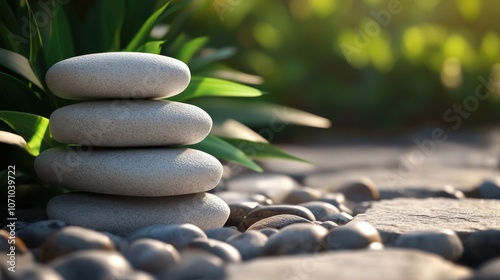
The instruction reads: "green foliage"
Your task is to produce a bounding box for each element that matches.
[0,0,329,204]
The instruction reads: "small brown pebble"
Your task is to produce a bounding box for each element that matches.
[246,214,313,231]
[239,205,315,231]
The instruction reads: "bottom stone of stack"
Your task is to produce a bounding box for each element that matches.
[46,192,230,234]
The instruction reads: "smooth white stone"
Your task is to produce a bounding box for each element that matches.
[50,100,212,147]
[46,193,230,234]
[46,52,190,100]
[34,147,223,196]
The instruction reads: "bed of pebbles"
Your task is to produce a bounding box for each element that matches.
[2,167,500,280]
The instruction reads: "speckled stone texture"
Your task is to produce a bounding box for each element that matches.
[352,198,500,243]
[34,147,223,196]
[49,100,212,147]
[46,52,190,100]
[46,192,230,234]
[226,249,471,280]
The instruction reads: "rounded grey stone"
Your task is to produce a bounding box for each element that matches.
[127,224,207,250]
[246,214,313,231]
[50,100,212,147]
[46,52,190,100]
[158,249,225,280]
[16,264,63,280]
[40,226,115,262]
[188,238,241,263]
[204,227,241,242]
[226,231,268,260]
[462,230,500,266]
[336,177,380,203]
[50,250,136,280]
[394,229,463,261]
[314,221,339,231]
[299,201,340,221]
[47,193,230,234]
[262,223,328,256]
[35,147,223,196]
[473,258,500,280]
[328,212,354,225]
[475,179,500,199]
[125,238,180,272]
[325,221,382,250]
[226,202,260,227]
[282,187,324,204]
[239,205,315,231]
[16,220,67,248]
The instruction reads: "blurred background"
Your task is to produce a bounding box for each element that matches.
[183,0,500,140]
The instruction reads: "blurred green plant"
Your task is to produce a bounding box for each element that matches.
[0,0,330,207]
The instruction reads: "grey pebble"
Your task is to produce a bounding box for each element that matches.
[246,214,313,231]
[125,238,180,272]
[325,221,382,250]
[336,177,380,203]
[127,224,206,250]
[50,250,139,280]
[226,202,260,227]
[318,193,353,214]
[188,238,241,263]
[100,231,129,253]
[226,231,268,260]
[462,230,500,266]
[17,220,67,248]
[258,228,279,237]
[239,205,315,231]
[262,223,328,256]
[205,227,241,242]
[14,264,63,280]
[393,229,463,261]
[475,179,500,199]
[159,249,225,280]
[472,257,500,280]
[41,226,115,262]
[282,187,324,204]
[299,201,340,221]
[328,212,354,225]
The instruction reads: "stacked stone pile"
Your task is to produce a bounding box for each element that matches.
[34,52,229,234]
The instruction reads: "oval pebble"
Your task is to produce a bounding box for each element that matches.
[50,250,136,280]
[462,230,500,266]
[188,238,241,263]
[282,187,324,204]
[159,249,225,280]
[204,227,241,242]
[328,212,354,225]
[16,220,67,248]
[46,52,190,100]
[40,226,115,262]
[336,177,380,203]
[239,205,315,231]
[127,224,206,250]
[35,147,223,197]
[226,202,260,227]
[226,231,268,260]
[314,221,338,231]
[50,100,212,147]
[47,193,229,234]
[325,222,382,250]
[262,223,328,256]
[394,229,463,261]
[246,214,313,231]
[299,201,340,221]
[125,238,180,272]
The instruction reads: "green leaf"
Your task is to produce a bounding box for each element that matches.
[168,76,264,102]
[0,72,49,116]
[192,99,332,128]
[188,135,263,172]
[136,40,165,54]
[0,48,44,89]
[124,1,170,52]
[45,1,74,67]
[100,0,125,51]
[0,111,58,156]
[223,138,310,163]
[176,36,208,63]
[25,0,45,80]
[189,47,236,71]
[0,0,19,35]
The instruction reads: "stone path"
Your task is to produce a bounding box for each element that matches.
[226,249,471,280]
[352,198,500,243]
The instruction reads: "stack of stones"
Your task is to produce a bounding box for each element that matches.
[34,52,230,234]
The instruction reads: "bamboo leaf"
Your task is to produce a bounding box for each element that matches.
[0,48,43,89]
[168,76,263,102]
[189,47,236,71]
[176,36,208,63]
[223,138,310,163]
[136,40,165,54]
[0,111,58,156]
[45,0,74,67]
[124,1,170,51]
[188,135,263,172]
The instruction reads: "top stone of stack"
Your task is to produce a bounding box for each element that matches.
[46,52,190,100]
